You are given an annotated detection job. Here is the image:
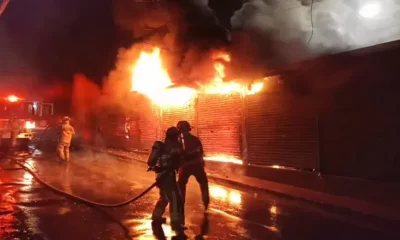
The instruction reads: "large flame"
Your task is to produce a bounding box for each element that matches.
[131,48,196,107]
[131,47,264,107]
[200,51,264,96]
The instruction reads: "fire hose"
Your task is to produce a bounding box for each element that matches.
[12,158,163,208]
[8,124,202,209]
[6,124,163,208]
[30,124,53,154]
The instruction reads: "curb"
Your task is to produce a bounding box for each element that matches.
[206,174,400,222]
[93,148,400,222]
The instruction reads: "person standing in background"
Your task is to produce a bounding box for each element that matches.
[57,116,75,162]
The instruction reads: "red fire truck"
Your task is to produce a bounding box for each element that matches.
[0,94,55,147]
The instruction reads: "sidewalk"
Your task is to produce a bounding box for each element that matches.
[94,147,400,222]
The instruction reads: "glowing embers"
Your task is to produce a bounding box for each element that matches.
[209,185,242,205]
[203,155,243,165]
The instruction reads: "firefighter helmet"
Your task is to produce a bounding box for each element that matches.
[166,126,179,138]
[165,126,179,140]
[176,120,191,132]
[62,116,70,123]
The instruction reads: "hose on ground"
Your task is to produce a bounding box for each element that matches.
[3,154,134,239]
[4,124,163,208]
[10,155,166,208]
[30,124,53,155]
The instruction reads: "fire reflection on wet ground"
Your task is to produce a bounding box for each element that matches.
[129,214,173,240]
[0,162,28,239]
[1,152,399,240]
[210,185,242,205]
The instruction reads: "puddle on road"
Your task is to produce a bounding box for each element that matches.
[127,214,173,239]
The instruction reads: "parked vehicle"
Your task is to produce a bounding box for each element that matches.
[0,94,54,148]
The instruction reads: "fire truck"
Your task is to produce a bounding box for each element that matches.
[0,94,54,147]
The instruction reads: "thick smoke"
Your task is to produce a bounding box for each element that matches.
[102,0,233,109]
[230,0,400,61]
[71,73,101,126]
[228,0,314,68]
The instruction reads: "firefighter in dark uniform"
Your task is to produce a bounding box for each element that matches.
[176,121,210,223]
[147,126,186,238]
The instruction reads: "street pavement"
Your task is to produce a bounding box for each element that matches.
[0,149,399,240]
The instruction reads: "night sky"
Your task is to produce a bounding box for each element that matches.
[0,0,239,85]
[0,0,122,83]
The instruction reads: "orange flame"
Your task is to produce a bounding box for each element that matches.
[131,48,197,107]
[200,51,264,96]
[204,155,243,165]
[130,47,264,107]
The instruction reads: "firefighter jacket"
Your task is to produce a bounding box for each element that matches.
[147,140,183,174]
[180,133,204,163]
[59,123,75,144]
[8,118,22,132]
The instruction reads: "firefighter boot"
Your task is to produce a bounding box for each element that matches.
[171,219,187,239]
[151,220,166,240]
[171,229,188,240]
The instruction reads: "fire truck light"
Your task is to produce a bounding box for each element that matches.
[25,121,35,129]
[7,95,19,102]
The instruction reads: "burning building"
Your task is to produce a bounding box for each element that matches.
[98,36,400,183]
[99,0,323,172]
[103,45,265,165]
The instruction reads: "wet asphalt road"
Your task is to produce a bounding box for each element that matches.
[1,150,399,240]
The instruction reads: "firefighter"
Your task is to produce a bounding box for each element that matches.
[147,126,186,238]
[57,116,75,162]
[176,121,210,223]
[8,115,22,150]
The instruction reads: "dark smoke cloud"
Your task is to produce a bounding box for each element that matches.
[228,0,314,71]
[104,0,233,105]
[105,0,400,109]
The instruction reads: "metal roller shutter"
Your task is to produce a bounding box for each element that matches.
[319,86,400,180]
[197,94,242,158]
[137,102,159,151]
[246,93,318,169]
[160,101,196,136]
